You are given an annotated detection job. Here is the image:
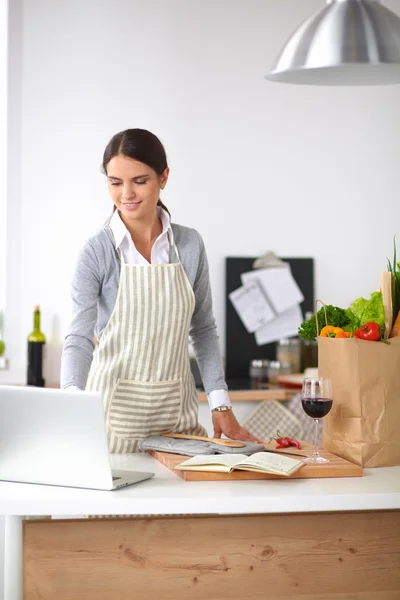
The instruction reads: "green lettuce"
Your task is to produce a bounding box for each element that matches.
[342,308,360,334]
[349,291,385,335]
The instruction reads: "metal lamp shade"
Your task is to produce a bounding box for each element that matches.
[265,0,400,86]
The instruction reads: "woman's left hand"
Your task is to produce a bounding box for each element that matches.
[212,409,263,443]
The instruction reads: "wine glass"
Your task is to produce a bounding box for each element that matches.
[301,377,333,463]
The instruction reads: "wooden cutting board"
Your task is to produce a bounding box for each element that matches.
[147,442,363,480]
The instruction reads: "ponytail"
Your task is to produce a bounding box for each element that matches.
[157,198,170,216]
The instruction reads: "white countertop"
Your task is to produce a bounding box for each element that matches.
[0,453,399,517]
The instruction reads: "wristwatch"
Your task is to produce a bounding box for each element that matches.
[211,405,232,413]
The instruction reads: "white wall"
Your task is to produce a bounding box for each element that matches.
[0,0,6,318]
[1,1,20,596]
[1,0,22,386]
[1,0,400,388]
[0,0,8,592]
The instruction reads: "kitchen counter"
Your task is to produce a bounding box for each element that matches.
[43,383,296,403]
[1,453,400,516]
[197,386,295,402]
[2,453,400,599]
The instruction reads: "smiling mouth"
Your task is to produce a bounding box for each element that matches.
[123,202,141,208]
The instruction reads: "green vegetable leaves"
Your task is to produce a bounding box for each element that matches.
[298,305,353,340]
[387,237,400,324]
[349,291,385,336]
[299,240,395,341]
[298,293,385,340]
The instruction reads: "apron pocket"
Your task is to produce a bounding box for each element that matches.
[108,378,182,440]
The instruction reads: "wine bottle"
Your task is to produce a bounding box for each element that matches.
[27,305,46,387]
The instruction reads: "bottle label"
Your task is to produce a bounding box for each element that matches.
[27,341,45,387]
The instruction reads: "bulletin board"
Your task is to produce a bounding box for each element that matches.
[225,257,314,385]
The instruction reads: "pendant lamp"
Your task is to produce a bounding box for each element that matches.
[265,0,400,85]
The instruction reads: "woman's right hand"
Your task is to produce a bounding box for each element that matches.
[212,409,263,443]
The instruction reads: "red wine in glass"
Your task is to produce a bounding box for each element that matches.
[301,398,333,419]
[301,377,333,463]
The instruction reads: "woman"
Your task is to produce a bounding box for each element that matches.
[61,128,259,452]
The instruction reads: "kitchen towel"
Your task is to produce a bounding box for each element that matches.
[242,400,303,442]
[139,436,265,456]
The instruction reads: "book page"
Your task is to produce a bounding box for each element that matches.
[175,454,248,472]
[236,452,304,476]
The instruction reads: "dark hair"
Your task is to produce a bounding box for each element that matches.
[102,128,170,214]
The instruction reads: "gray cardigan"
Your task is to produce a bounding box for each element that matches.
[60,223,228,395]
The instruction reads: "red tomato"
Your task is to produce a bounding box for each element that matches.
[357,322,381,342]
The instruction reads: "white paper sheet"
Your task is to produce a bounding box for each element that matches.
[254,304,303,346]
[241,267,304,315]
[229,280,275,333]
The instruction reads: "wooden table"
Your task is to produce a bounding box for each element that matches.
[2,452,400,600]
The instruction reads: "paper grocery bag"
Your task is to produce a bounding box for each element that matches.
[319,336,400,467]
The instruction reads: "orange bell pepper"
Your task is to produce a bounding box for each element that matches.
[320,326,349,338]
[335,330,347,338]
[320,325,336,337]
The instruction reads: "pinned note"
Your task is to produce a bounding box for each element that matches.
[254,304,303,346]
[229,280,275,333]
[228,265,305,346]
[241,267,304,315]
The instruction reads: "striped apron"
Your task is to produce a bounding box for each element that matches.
[86,239,206,453]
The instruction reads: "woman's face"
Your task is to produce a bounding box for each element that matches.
[106,154,169,222]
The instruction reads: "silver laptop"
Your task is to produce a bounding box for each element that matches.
[0,385,154,490]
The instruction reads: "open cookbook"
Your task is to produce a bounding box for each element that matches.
[175,452,305,477]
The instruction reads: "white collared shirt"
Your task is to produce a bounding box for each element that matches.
[110,207,231,411]
[110,206,173,265]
